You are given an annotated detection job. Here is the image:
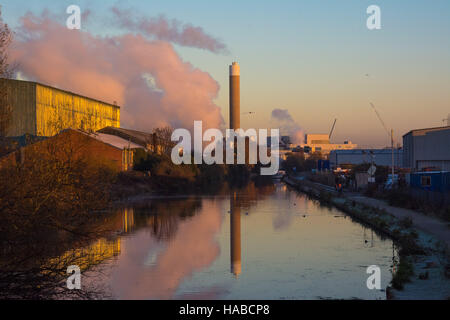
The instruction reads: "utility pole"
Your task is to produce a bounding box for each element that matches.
[442,114,450,127]
[391,129,394,182]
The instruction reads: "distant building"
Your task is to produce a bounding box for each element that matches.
[330,149,403,168]
[1,79,120,137]
[403,126,450,171]
[0,129,143,171]
[301,134,357,154]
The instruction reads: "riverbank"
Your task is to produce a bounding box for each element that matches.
[284,175,450,300]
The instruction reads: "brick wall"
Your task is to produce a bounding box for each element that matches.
[0,129,124,172]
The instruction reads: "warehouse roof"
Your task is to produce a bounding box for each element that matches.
[97,127,156,146]
[403,125,450,137]
[80,131,143,150]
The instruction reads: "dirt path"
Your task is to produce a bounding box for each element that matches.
[346,194,450,249]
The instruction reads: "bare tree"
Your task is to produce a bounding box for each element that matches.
[153,126,174,156]
[0,131,118,299]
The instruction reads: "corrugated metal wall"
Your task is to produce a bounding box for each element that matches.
[36,83,120,136]
[330,150,403,167]
[404,128,450,171]
[402,133,414,168]
[2,79,120,137]
[2,79,37,136]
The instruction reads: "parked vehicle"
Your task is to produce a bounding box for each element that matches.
[384,174,398,190]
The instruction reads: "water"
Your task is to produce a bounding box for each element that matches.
[86,182,397,300]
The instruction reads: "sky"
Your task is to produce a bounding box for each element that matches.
[2,0,450,148]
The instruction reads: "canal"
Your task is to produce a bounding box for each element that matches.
[85,181,398,300]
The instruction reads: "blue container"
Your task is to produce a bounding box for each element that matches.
[410,172,450,192]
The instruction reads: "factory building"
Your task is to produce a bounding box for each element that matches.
[1,129,143,172]
[403,126,450,171]
[1,79,120,137]
[330,149,403,168]
[301,134,357,154]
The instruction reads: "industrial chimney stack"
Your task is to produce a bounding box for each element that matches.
[229,62,240,130]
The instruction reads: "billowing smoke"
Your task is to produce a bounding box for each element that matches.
[271,109,304,145]
[10,12,225,132]
[111,7,228,54]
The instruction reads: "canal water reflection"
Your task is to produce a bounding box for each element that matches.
[87,182,398,300]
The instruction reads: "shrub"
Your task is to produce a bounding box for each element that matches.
[399,217,413,229]
[391,258,414,290]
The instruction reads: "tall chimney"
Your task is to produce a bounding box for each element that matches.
[229,62,240,130]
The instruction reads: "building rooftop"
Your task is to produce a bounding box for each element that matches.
[97,127,156,146]
[403,125,450,137]
[85,132,143,150]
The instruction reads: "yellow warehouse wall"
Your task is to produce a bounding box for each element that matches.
[36,84,120,136]
[1,79,37,136]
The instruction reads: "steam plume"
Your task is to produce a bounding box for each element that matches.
[10,12,225,132]
[271,108,304,144]
[111,7,228,54]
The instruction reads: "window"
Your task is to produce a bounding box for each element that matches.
[421,176,431,187]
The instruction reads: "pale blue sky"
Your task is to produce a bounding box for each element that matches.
[2,0,450,147]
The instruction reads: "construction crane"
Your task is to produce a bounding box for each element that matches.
[329,118,337,140]
[369,103,395,182]
[370,103,390,136]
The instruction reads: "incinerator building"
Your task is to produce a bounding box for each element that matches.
[1,79,120,137]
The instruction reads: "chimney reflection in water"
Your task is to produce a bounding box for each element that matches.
[230,193,242,277]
